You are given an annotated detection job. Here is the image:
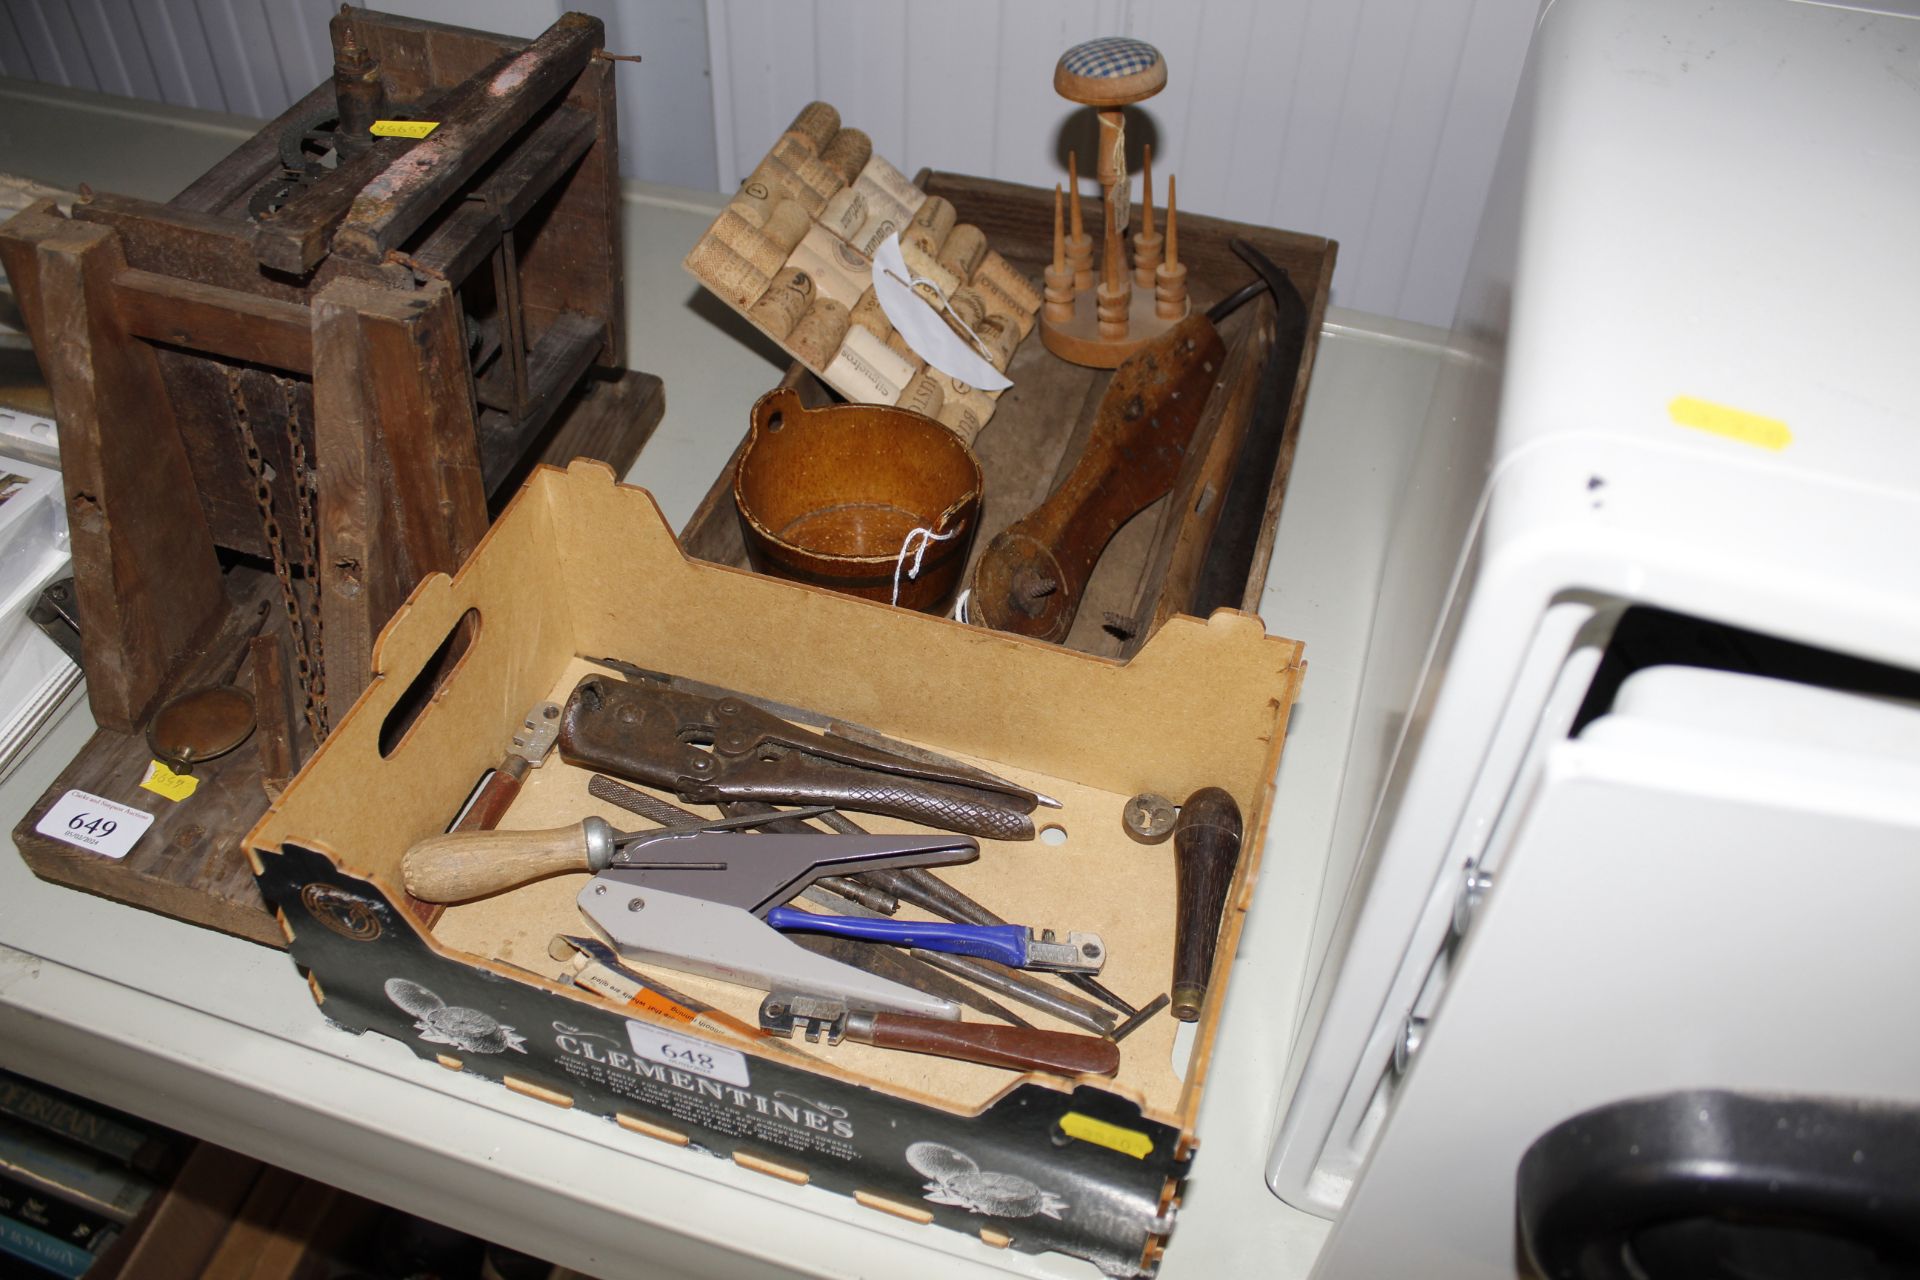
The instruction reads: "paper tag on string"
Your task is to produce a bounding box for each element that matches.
[872,234,1012,392]
[139,759,200,802]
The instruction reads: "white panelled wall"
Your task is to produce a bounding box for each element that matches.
[0,0,1538,325]
[704,0,1540,325]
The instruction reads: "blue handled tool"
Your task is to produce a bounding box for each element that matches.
[764,907,1105,974]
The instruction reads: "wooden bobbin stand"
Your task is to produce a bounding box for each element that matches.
[1039,37,1185,369]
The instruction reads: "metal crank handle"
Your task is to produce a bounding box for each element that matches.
[765,908,1105,974]
[404,818,618,902]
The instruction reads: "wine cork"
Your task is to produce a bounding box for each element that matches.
[730,175,778,228]
[789,297,851,369]
[747,267,815,339]
[947,288,988,332]
[983,273,1041,337]
[822,324,918,404]
[850,288,893,343]
[748,155,838,216]
[895,369,945,420]
[853,201,913,258]
[936,224,988,284]
[975,251,1043,314]
[685,236,771,309]
[773,131,821,167]
[856,154,926,219]
[709,208,790,278]
[904,196,956,258]
[900,239,961,301]
[787,223,872,309]
[886,330,918,362]
[821,128,873,185]
[937,385,997,447]
[822,186,869,243]
[976,313,1021,371]
[788,101,841,153]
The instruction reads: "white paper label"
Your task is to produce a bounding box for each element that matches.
[625,1019,751,1088]
[872,234,1013,392]
[35,790,154,859]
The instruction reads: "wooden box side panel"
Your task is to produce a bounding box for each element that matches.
[548,466,1303,808]
[247,468,581,887]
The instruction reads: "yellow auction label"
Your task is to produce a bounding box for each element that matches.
[139,759,199,802]
[1059,1111,1153,1159]
[1669,395,1792,452]
[370,119,440,139]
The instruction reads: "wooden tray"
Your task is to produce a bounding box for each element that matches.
[683,171,1335,657]
[10,371,663,948]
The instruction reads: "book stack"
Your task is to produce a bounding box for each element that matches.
[0,1072,177,1279]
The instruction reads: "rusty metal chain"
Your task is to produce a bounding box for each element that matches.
[224,368,325,743]
[274,375,330,739]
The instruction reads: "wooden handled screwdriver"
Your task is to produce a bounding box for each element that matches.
[402,808,828,902]
[1170,787,1242,1022]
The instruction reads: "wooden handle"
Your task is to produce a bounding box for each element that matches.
[402,820,600,903]
[1170,787,1242,1022]
[969,312,1227,642]
[864,1014,1120,1077]
[453,762,527,833]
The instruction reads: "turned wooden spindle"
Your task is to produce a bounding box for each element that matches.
[1132,143,1163,288]
[1096,195,1130,339]
[1154,174,1188,320]
[1044,183,1076,323]
[1065,152,1094,292]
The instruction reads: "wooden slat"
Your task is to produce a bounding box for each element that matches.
[479,103,597,228]
[73,192,305,302]
[310,276,487,710]
[519,58,625,369]
[249,138,414,277]
[476,310,605,492]
[408,201,501,283]
[329,14,604,263]
[112,269,315,373]
[0,205,227,730]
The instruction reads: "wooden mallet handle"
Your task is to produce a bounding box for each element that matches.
[402,817,615,903]
[1170,787,1241,1022]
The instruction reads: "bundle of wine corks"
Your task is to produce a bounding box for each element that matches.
[684,102,1043,446]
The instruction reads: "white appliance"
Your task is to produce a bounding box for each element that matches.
[1264,0,1920,1273]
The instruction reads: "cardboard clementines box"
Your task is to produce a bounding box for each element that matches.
[244,462,1302,1277]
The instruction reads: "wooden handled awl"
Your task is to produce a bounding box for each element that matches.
[1170,787,1242,1022]
[402,807,830,903]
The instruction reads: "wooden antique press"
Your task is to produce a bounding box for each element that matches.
[0,6,654,750]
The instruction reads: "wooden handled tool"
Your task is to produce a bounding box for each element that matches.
[404,817,620,902]
[1170,786,1242,1022]
[761,995,1120,1076]
[854,1011,1120,1076]
[403,808,823,903]
[969,310,1226,642]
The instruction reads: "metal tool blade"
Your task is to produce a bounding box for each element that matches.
[580,881,959,1020]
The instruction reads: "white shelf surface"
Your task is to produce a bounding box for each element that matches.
[0,80,1448,1279]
